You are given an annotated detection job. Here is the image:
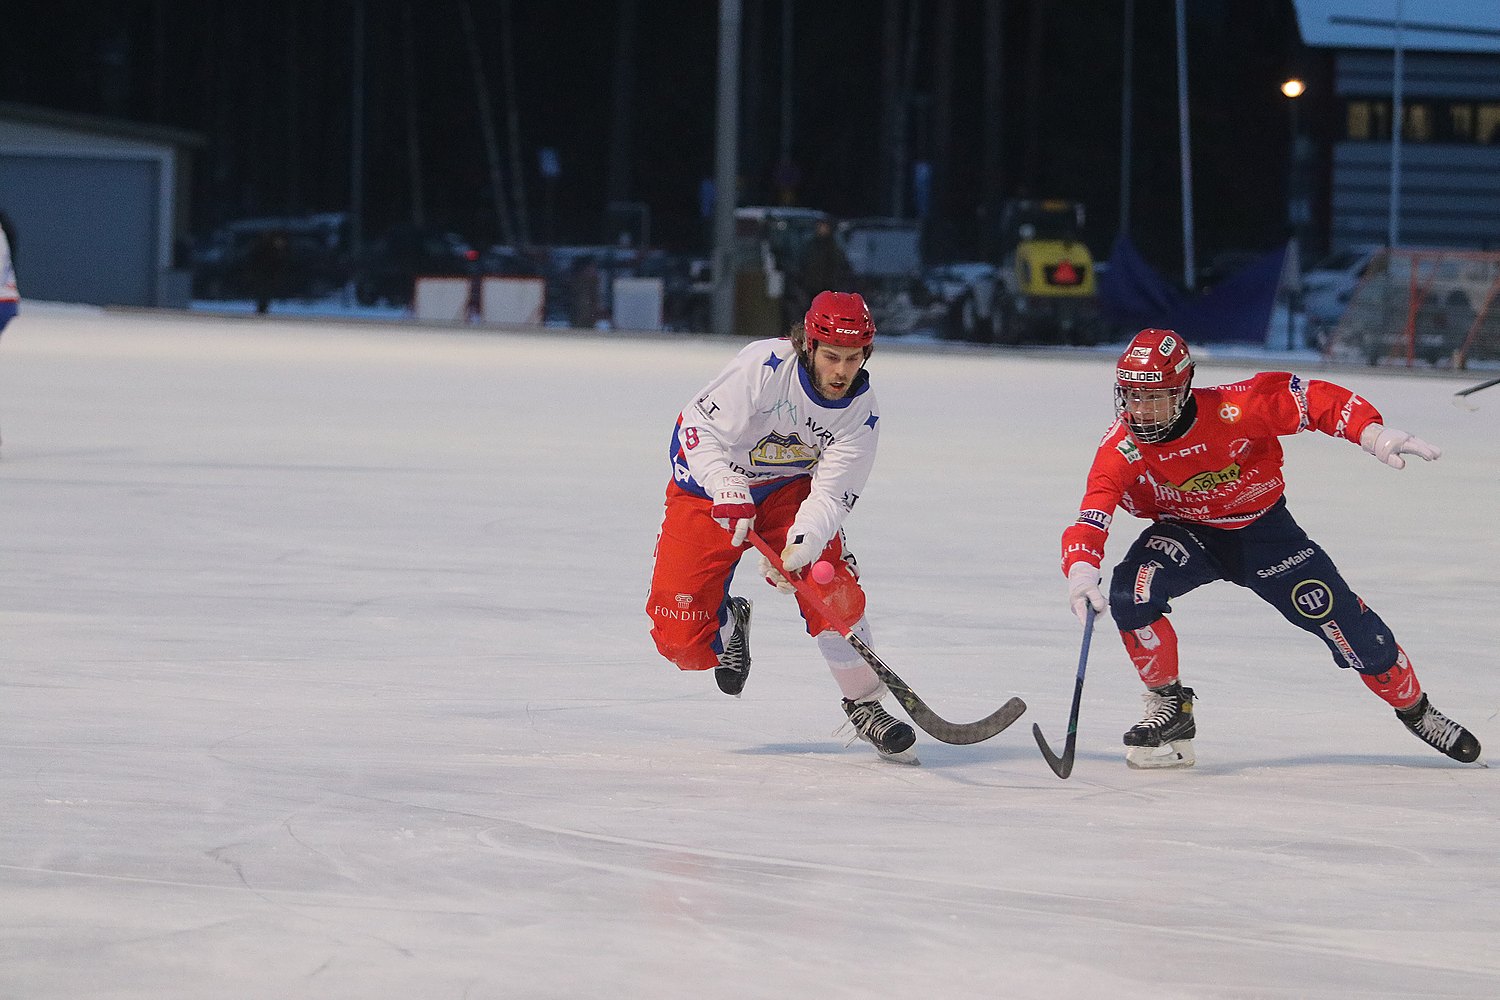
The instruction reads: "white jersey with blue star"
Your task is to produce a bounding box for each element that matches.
[0,222,17,305]
[669,337,879,550]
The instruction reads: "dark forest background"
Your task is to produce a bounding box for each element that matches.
[0,1,1308,272]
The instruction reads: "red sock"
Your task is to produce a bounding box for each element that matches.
[1359,646,1423,710]
[1121,616,1179,689]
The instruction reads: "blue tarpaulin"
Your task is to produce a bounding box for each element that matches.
[1098,235,1286,344]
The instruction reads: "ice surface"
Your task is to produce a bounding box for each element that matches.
[1,304,1496,999]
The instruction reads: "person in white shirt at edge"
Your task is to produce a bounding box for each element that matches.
[0,216,18,451]
[646,291,917,762]
[0,217,16,334]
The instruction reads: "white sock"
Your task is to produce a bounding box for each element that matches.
[819,617,885,702]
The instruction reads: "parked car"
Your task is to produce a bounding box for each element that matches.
[352,226,478,307]
[532,244,646,325]
[925,261,1005,341]
[479,244,546,280]
[191,213,350,301]
[835,217,947,335]
[1302,244,1382,327]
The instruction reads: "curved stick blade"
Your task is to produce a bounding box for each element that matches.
[1032,722,1076,778]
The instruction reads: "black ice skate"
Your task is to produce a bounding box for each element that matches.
[842,697,918,764]
[1123,681,1196,769]
[1395,694,1482,763]
[714,597,753,697]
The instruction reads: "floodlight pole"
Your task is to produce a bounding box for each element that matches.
[1119,0,1135,238]
[349,0,365,259]
[1388,0,1405,248]
[711,0,743,338]
[1175,0,1195,291]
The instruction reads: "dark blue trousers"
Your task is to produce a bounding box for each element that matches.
[1107,499,1399,675]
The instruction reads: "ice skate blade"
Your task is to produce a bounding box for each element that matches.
[879,747,921,766]
[714,668,746,698]
[1126,740,1195,770]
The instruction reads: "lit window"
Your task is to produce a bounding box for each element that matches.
[1479,103,1500,145]
[1449,103,1475,141]
[1404,103,1433,142]
[1347,101,1373,140]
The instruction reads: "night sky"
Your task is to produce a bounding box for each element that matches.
[0,1,1307,274]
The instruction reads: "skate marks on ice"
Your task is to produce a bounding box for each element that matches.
[3,309,1497,997]
[475,814,1500,985]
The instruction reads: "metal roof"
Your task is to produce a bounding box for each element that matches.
[0,101,205,149]
[1293,0,1500,53]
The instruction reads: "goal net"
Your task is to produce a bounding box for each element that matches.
[1323,248,1500,368]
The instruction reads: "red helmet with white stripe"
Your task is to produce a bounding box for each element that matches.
[1115,329,1195,443]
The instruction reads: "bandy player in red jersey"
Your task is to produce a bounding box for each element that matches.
[646,291,917,763]
[1061,328,1480,768]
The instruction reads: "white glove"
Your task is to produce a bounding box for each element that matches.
[1359,423,1441,470]
[710,475,756,546]
[780,531,819,575]
[758,531,820,595]
[1067,562,1107,625]
[758,553,795,594]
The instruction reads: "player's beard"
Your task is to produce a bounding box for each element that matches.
[816,372,849,399]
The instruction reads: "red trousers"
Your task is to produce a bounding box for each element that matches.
[647,479,866,671]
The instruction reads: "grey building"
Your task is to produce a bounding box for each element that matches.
[1293,2,1500,253]
[0,102,203,307]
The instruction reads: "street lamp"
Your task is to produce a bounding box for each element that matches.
[1282,77,1309,348]
[1281,79,1309,238]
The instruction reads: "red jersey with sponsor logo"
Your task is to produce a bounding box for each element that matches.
[1060,372,1383,574]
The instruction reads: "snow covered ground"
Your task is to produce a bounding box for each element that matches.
[1,303,1496,999]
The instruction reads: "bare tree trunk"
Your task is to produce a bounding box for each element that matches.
[460,0,515,246]
[778,0,793,167]
[1022,0,1044,194]
[350,0,365,253]
[286,2,301,212]
[889,0,921,218]
[930,0,955,249]
[740,0,765,192]
[152,0,167,122]
[608,0,638,207]
[499,0,530,244]
[1118,0,1134,238]
[981,0,1005,255]
[881,0,901,215]
[401,2,425,227]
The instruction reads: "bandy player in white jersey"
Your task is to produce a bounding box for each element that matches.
[0,216,16,450]
[645,291,917,761]
[0,217,17,333]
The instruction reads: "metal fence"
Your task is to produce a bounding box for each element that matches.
[1325,248,1500,368]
